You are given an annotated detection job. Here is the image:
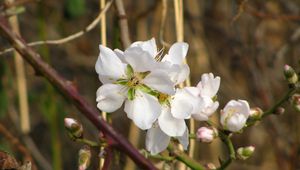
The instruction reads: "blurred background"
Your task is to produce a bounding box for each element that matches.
[0,0,300,169]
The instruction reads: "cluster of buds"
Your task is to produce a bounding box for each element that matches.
[64,118,83,139]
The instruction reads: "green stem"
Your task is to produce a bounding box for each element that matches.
[148,154,174,162]
[246,88,296,127]
[76,138,100,147]
[217,132,235,170]
[262,88,296,118]
[167,144,205,170]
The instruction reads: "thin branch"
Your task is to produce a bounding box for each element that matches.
[217,132,236,170]
[0,0,113,55]
[114,0,131,48]
[159,0,170,47]
[246,5,300,21]
[0,16,157,170]
[7,0,30,134]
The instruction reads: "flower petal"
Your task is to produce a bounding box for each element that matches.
[197,73,220,98]
[177,128,189,150]
[225,113,247,132]
[130,38,157,57]
[96,84,127,112]
[124,47,156,72]
[96,45,127,84]
[162,42,189,65]
[114,49,126,62]
[124,90,161,130]
[146,126,170,155]
[192,98,219,121]
[158,107,186,137]
[171,88,202,119]
[142,70,175,95]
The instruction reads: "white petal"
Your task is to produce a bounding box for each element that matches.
[175,64,190,84]
[177,128,189,150]
[192,114,209,121]
[171,88,202,119]
[142,70,175,95]
[96,45,127,84]
[162,42,189,65]
[124,90,161,130]
[96,84,127,112]
[114,49,126,62]
[158,107,186,137]
[146,126,170,155]
[197,73,220,98]
[226,114,247,132]
[192,98,219,121]
[124,47,156,72]
[130,38,157,57]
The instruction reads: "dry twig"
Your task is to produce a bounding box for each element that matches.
[0,0,113,55]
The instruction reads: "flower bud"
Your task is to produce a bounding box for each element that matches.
[274,107,285,115]
[196,127,218,143]
[237,146,255,160]
[64,118,83,139]
[284,64,298,84]
[249,107,263,119]
[78,145,91,170]
[290,94,300,112]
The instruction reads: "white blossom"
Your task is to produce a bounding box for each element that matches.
[220,100,250,132]
[95,39,176,130]
[188,73,221,121]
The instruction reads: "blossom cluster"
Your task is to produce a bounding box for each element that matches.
[95,38,251,154]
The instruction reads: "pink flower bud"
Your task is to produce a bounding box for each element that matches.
[196,127,217,143]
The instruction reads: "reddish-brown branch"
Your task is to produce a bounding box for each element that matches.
[246,5,300,21]
[0,16,156,170]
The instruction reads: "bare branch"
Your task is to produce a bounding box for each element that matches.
[114,0,131,48]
